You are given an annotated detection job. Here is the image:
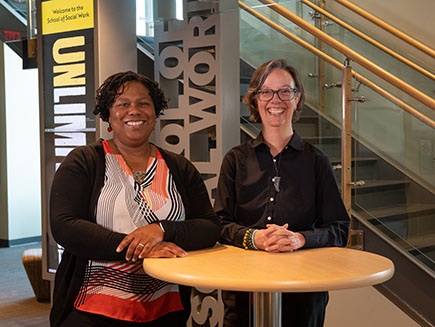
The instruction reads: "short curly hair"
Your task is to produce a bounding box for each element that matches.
[243,59,305,123]
[93,71,168,122]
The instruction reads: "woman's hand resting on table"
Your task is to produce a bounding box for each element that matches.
[147,242,187,258]
[254,223,306,253]
[116,223,164,262]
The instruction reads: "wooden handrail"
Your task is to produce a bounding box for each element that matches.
[301,0,435,81]
[239,1,435,129]
[257,0,435,111]
[334,0,435,59]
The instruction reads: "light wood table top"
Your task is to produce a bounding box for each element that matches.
[143,244,394,292]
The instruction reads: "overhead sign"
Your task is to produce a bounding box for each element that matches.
[41,0,93,35]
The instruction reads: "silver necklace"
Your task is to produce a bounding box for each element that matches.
[111,141,151,184]
[272,152,282,193]
[132,170,147,184]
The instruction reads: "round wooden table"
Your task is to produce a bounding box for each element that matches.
[143,244,394,326]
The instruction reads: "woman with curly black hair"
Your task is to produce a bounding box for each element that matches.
[49,71,219,327]
[94,71,168,122]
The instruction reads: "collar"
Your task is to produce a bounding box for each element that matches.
[250,131,305,151]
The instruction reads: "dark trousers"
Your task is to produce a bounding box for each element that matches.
[60,308,188,327]
[223,291,329,327]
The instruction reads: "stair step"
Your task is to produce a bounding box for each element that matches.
[350,180,410,209]
[371,222,435,270]
[296,116,319,123]
[389,231,435,271]
[411,250,435,271]
[304,136,341,144]
[397,232,435,252]
[351,179,410,190]
[365,203,435,220]
[397,233,435,271]
[240,119,261,129]
[330,157,378,165]
[359,204,435,261]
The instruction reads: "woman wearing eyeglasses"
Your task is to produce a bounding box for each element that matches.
[214,59,350,327]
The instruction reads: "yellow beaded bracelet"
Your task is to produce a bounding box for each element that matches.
[243,228,258,250]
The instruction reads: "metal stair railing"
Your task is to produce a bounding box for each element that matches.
[333,0,435,59]
[238,1,435,129]
[257,0,435,111]
[239,0,435,238]
[239,4,434,323]
[300,0,435,80]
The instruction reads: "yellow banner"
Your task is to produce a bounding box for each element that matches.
[42,0,94,35]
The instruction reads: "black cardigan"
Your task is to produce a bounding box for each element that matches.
[49,140,220,326]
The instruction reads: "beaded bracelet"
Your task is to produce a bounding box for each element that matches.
[251,229,259,250]
[243,228,259,250]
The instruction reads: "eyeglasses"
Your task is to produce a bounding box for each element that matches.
[255,88,298,101]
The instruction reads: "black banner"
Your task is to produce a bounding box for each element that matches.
[40,0,95,275]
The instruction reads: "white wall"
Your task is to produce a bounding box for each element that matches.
[4,44,41,240]
[0,42,7,241]
[326,287,420,327]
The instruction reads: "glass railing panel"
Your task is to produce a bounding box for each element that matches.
[319,53,435,274]
[246,0,435,202]
[136,0,154,36]
[324,2,435,75]
[242,0,318,46]
[348,61,435,122]
[2,0,27,20]
[322,14,434,97]
[352,82,435,272]
[325,39,435,125]
[137,35,155,55]
[255,0,435,125]
[350,61,435,190]
[240,2,320,109]
[293,1,435,111]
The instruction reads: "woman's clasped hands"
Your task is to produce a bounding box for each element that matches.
[116,223,187,262]
[254,223,306,253]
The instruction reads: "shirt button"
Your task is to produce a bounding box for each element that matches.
[267,216,272,221]
[270,197,274,202]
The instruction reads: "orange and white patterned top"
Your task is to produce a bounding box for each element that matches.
[74,140,185,323]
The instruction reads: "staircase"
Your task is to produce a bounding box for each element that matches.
[238,1,435,320]
[0,0,36,68]
[242,96,435,271]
